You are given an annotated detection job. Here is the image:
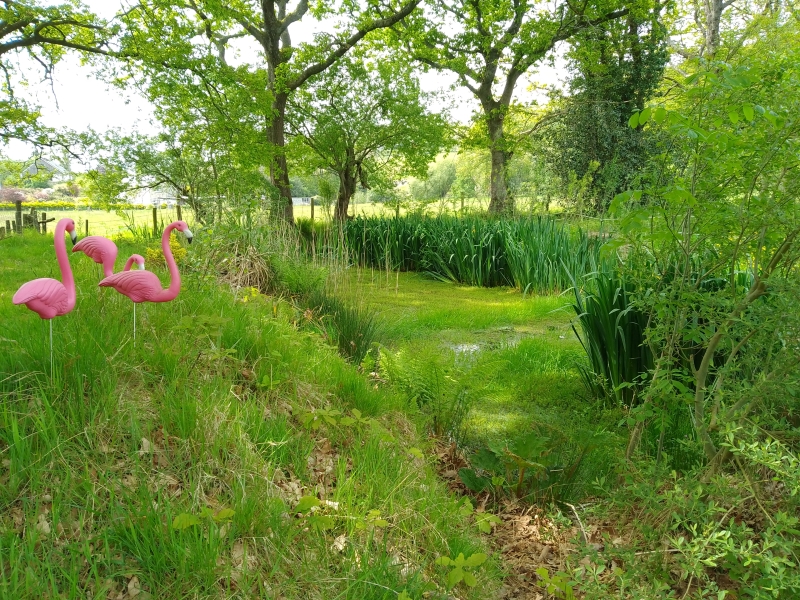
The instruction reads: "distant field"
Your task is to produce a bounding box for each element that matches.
[0,208,183,237]
[0,196,533,236]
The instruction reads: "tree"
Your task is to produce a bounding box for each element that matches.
[287,54,448,220]
[395,0,644,214]
[534,9,668,211]
[119,0,422,223]
[409,154,457,204]
[0,0,112,145]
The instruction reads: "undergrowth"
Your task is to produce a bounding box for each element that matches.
[0,231,503,599]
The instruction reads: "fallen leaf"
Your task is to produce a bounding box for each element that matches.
[35,513,51,535]
[331,534,347,553]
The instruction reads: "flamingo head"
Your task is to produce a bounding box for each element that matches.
[132,254,146,270]
[173,220,194,244]
[64,219,77,245]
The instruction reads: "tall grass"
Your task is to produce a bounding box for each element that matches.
[341,214,604,294]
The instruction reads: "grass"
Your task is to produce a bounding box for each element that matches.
[333,270,621,449]
[0,208,183,238]
[0,231,503,599]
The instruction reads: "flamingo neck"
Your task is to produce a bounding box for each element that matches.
[54,220,76,311]
[159,223,181,301]
[123,256,135,271]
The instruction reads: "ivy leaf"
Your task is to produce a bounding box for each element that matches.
[295,496,320,513]
[172,513,202,530]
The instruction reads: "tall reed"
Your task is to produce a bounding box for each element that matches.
[341,214,603,294]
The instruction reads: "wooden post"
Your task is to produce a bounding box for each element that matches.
[152,206,158,237]
[10,221,16,233]
[310,196,314,222]
[0,226,5,239]
[15,201,22,234]
[5,219,10,232]
[85,220,89,237]
[32,208,39,233]
[41,212,47,233]
[176,203,182,222]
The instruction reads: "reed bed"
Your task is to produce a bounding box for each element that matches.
[339,214,605,294]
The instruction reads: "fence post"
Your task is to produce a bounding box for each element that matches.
[85,220,89,237]
[41,212,47,234]
[152,206,158,237]
[310,197,314,222]
[0,226,5,239]
[15,200,22,234]
[6,219,12,233]
[32,208,40,233]
[177,203,182,222]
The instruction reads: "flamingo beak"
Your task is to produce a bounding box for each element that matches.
[70,231,78,245]
[184,228,194,244]
[138,262,145,270]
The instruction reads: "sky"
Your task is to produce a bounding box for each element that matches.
[4,0,565,162]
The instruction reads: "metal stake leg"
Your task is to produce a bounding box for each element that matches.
[50,319,53,379]
[133,303,136,347]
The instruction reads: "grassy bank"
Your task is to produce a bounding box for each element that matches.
[0,231,503,599]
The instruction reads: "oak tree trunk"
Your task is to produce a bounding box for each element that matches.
[268,92,294,223]
[334,164,357,221]
[487,114,512,215]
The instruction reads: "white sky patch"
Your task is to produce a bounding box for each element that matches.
[3,0,567,162]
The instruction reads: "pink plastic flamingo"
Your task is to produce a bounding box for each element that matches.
[72,235,118,277]
[12,218,78,373]
[99,220,192,305]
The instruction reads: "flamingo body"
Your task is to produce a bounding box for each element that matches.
[98,221,192,305]
[73,236,118,277]
[99,270,170,303]
[13,279,70,319]
[12,218,77,320]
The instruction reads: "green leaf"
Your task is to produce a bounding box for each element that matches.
[447,566,464,589]
[434,556,452,566]
[639,107,651,124]
[728,110,739,124]
[742,104,754,122]
[295,496,320,513]
[464,553,487,567]
[408,447,424,459]
[339,417,356,426]
[653,106,666,123]
[351,409,362,419]
[463,571,477,587]
[309,515,335,531]
[214,508,235,522]
[172,513,202,530]
[459,468,489,492]
[398,592,411,600]
[628,112,639,129]
[453,552,466,567]
[477,519,492,533]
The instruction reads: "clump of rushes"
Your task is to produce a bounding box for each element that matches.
[342,214,605,294]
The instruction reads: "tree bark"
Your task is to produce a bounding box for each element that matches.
[487,113,512,215]
[333,161,357,221]
[267,92,295,223]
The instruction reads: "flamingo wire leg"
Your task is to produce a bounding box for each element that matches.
[133,303,136,347]
[49,319,53,379]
